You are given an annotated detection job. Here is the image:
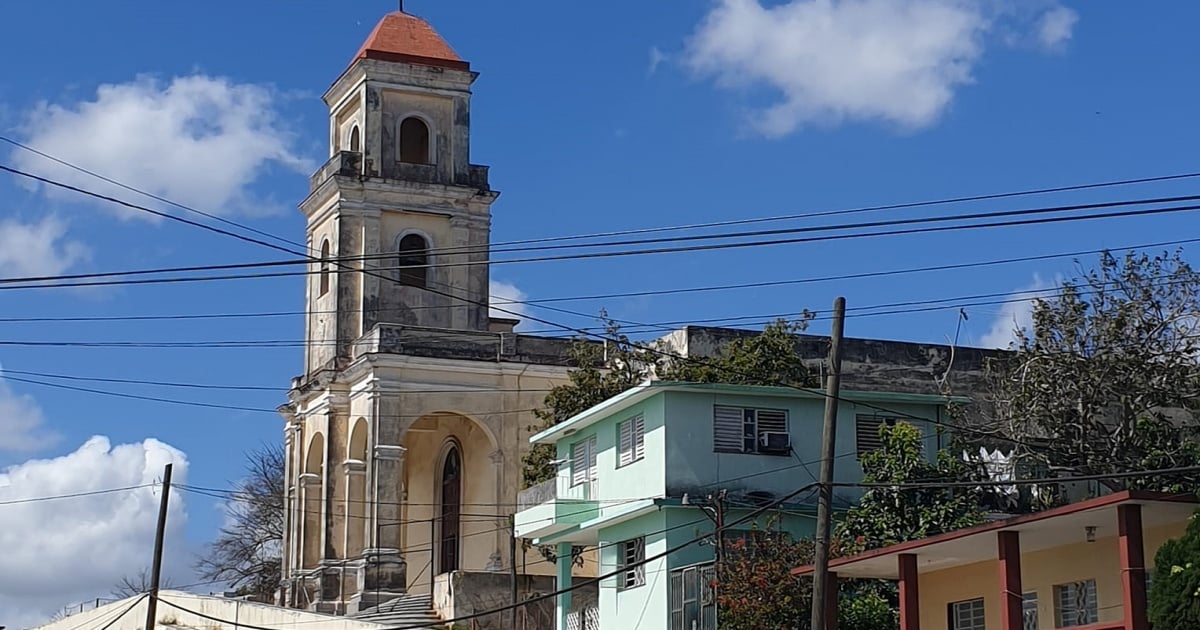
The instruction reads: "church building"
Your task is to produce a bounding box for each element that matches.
[278,10,999,622]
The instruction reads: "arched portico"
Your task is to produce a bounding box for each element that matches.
[398,411,501,592]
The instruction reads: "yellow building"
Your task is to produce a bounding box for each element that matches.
[793,491,1196,630]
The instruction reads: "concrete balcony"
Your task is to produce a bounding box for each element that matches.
[514,476,599,539]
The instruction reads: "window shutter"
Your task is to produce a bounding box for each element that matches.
[619,420,634,467]
[756,409,787,434]
[713,406,744,452]
[633,415,645,461]
[855,416,885,455]
[572,440,589,486]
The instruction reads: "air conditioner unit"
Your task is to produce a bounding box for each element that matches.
[759,431,791,452]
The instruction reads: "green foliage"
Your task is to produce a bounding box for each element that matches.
[1150,512,1200,627]
[837,582,898,630]
[837,422,986,553]
[521,316,815,488]
[717,527,816,630]
[987,250,1200,494]
[660,317,816,387]
[521,316,663,488]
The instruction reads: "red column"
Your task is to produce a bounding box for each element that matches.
[998,531,1023,630]
[1118,504,1149,630]
[826,571,839,630]
[899,553,920,630]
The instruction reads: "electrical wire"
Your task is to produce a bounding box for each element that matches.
[8,133,1200,256]
[0,484,154,506]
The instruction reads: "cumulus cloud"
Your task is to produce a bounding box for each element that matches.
[1036,6,1078,50]
[684,0,1077,136]
[12,74,313,219]
[0,366,59,452]
[0,436,189,626]
[0,216,88,279]
[489,279,528,324]
[979,273,1060,348]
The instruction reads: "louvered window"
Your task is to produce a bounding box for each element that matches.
[1054,579,1097,627]
[618,414,645,467]
[571,436,597,488]
[619,537,645,589]
[855,415,901,457]
[713,406,789,455]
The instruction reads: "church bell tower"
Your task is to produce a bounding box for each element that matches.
[303,11,498,375]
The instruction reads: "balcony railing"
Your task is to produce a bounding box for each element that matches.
[516,476,596,510]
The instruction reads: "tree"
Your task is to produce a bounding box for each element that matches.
[195,444,284,601]
[985,250,1200,494]
[836,422,987,554]
[714,525,896,630]
[1150,511,1200,627]
[112,567,175,599]
[521,316,817,488]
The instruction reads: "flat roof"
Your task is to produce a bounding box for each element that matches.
[792,491,1198,580]
[531,380,969,444]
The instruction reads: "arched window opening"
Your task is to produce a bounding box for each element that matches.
[397,233,428,289]
[349,125,361,153]
[399,117,430,164]
[318,239,332,296]
[438,445,462,574]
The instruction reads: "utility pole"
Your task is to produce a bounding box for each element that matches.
[144,463,173,630]
[811,297,846,630]
[510,516,518,630]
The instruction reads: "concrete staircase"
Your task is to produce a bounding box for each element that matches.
[355,594,443,628]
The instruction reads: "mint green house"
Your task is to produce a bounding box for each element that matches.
[513,380,963,630]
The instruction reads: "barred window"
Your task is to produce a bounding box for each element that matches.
[1054,579,1098,627]
[948,598,985,630]
[619,537,645,590]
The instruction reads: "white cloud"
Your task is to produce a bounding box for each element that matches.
[0,365,59,452]
[12,75,313,220]
[0,216,88,279]
[1036,6,1078,50]
[979,273,1060,348]
[489,279,528,324]
[0,436,189,627]
[684,0,1077,136]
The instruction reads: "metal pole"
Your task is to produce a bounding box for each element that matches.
[510,516,519,630]
[811,297,846,630]
[144,463,173,630]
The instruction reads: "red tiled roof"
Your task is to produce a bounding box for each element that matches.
[352,12,469,71]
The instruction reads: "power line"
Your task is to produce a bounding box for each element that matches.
[8,133,1200,257]
[2,186,1200,290]
[0,484,153,506]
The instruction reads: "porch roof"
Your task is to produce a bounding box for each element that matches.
[792,491,1197,580]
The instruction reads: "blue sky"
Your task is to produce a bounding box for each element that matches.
[2,0,1200,621]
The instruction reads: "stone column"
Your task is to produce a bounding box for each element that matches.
[448,215,472,330]
[344,459,368,560]
[487,448,506,572]
[360,443,407,609]
[300,473,322,570]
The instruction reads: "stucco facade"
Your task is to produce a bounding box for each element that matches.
[794,491,1196,630]
[516,382,959,630]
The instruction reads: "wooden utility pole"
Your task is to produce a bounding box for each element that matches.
[510,516,519,630]
[811,297,846,630]
[144,463,173,630]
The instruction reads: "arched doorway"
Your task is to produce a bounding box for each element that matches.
[438,443,462,574]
